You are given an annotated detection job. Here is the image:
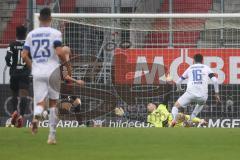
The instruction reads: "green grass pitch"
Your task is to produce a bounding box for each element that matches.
[0,128,240,160]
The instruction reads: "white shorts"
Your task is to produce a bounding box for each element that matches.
[177,92,207,107]
[33,74,60,105]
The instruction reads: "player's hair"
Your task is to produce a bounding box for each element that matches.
[193,54,203,63]
[16,25,27,40]
[147,103,157,108]
[39,7,51,22]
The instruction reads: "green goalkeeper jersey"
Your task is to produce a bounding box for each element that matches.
[147,104,170,127]
[147,104,203,128]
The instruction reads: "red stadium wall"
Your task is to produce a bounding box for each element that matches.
[161,0,212,13]
[36,0,52,5]
[114,48,240,84]
[60,0,76,13]
[146,0,213,48]
[0,0,27,45]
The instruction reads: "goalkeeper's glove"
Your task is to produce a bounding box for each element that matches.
[115,107,124,117]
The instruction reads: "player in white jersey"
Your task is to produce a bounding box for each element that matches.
[171,54,220,127]
[21,8,71,144]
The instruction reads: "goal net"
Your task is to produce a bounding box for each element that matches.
[35,13,240,128]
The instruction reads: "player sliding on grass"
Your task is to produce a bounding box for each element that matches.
[171,54,220,127]
[147,92,207,127]
[21,8,72,144]
[147,103,207,127]
[147,92,171,127]
[147,103,170,127]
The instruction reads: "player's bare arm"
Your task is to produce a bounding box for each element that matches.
[21,49,32,69]
[60,46,85,86]
[55,47,72,77]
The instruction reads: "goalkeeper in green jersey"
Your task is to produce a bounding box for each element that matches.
[147,93,207,127]
[147,103,170,127]
[147,103,207,127]
[147,92,172,127]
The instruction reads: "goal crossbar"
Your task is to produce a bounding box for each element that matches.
[35,13,240,18]
[34,13,240,29]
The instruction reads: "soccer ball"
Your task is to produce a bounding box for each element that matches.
[5,118,14,127]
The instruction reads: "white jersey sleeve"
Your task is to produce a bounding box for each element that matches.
[206,66,219,93]
[23,32,32,52]
[53,31,62,48]
[206,66,214,76]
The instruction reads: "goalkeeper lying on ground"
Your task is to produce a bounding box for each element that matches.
[147,93,207,128]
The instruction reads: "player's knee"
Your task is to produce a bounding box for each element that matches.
[37,101,45,107]
[49,99,58,108]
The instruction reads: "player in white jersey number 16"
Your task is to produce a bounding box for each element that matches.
[171,54,221,127]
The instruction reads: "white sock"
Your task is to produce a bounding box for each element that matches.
[190,104,204,121]
[49,107,58,137]
[171,106,179,121]
[34,105,44,117]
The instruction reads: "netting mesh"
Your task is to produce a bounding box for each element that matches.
[49,15,240,127]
